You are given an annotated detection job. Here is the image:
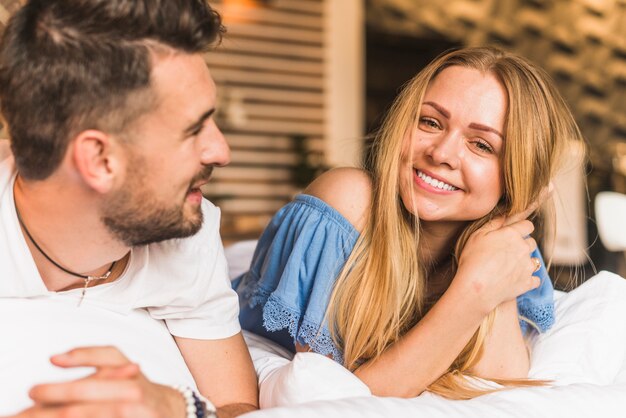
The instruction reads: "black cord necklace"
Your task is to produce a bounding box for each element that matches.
[14,201,116,305]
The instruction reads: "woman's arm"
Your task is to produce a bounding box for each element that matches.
[352,275,490,397]
[470,300,529,380]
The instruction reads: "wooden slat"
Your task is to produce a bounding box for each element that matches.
[212,166,293,182]
[579,14,609,41]
[212,68,323,90]
[223,86,323,106]
[218,37,323,60]
[546,54,580,78]
[212,0,322,16]
[203,182,298,198]
[225,118,324,136]
[206,52,323,75]
[215,198,289,214]
[578,97,611,119]
[306,138,324,153]
[272,0,323,16]
[242,103,323,121]
[225,134,323,152]
[225,134,297,150]
[231,149,298,166]
[215,4,323,30]
[609,61,626,80]
[223,22,323,45]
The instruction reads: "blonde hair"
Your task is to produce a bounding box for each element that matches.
[326,46,584,399]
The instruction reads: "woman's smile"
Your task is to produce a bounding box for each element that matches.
[414,169,461,193]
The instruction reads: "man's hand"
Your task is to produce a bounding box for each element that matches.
[6,346,185,418]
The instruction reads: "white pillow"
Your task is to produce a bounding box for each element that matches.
[243,331,371,408]
[529,271,626,385]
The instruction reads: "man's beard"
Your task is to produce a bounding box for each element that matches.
[102,159,213,247]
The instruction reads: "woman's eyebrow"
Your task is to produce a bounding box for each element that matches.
[424,101,504,139]
[423,101,450,118]
[469,122,504,139]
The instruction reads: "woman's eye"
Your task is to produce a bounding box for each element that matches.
[418,117,441,130]
[472,139,494,154]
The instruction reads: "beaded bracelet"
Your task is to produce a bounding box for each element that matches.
[173,385,217,418]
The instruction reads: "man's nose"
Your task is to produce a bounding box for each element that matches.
[200,121,230,167]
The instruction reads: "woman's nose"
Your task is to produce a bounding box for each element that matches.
[426,131,462,169]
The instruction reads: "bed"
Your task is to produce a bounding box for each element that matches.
[1,242,625,417]
[226,241,626,418]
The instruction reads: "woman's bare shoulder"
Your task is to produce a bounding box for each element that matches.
[303,167,372,232]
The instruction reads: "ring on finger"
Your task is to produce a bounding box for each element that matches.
[531,257,541,273]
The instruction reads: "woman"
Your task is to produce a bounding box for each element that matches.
[234,47,582,399]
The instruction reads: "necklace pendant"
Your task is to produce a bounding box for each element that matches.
[78,277,91,307]
[89,271,112,282]
[78,270,113,307]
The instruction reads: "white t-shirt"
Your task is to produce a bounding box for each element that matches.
[0,141,241,340]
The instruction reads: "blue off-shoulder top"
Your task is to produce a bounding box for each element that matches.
[234,194,555,364]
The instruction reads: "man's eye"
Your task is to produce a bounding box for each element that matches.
[188,124,204,137]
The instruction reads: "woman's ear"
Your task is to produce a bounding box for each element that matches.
[70,130,121,194]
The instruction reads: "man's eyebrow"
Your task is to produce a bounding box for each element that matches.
[184,108,215,136]
[423,101,450,118]
[469,122,504,139]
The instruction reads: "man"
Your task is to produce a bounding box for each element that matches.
[0,0,258,417]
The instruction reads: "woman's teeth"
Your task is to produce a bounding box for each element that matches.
[417,170,458,191]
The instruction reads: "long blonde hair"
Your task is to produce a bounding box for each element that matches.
[326,47,583,399]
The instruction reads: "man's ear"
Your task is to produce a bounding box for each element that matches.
[71,130,122,194]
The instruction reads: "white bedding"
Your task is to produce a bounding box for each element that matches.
[228,235,626,418]
[1,241,624,417]
[0,297,198,415]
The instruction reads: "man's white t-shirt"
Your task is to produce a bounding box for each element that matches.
[0,140,241,340]
[0,140,243,413]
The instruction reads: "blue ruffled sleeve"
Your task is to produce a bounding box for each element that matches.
[234,194,358,362]
[518,248,555,333]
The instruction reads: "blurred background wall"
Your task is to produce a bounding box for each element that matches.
[0,0,624,280]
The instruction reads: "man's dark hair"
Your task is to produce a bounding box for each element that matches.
[0,0,224,180]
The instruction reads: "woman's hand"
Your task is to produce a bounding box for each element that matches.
[455,213,540,315]
[7,346,185,418]
[454,182,553,314]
